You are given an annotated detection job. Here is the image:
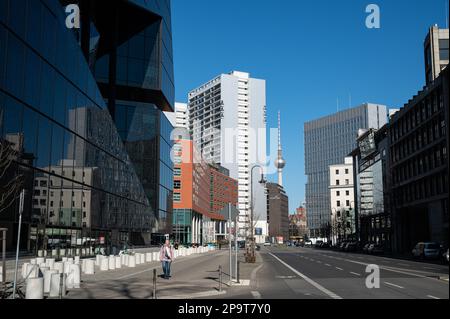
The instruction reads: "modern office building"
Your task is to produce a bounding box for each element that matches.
[0,0,174,253]
[389,66,449,253]
[350,127,392,249]
[188,71,267,243]
[424,25,449,85]
[328,157,355,244]
[304,103,388,237]
[266,182,289,242]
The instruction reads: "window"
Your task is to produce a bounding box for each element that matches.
[174,193,181,202]
[345,169,349,174]
[174,168,181,176]
[336,180,340,186]
[336,169,339,175]
[346,200,350,207]
[346,190,350,196]
[337,201,341,207]
[174,180,181,189]
[345,179,349,185]
[83,211,87,218]
[336,191,340,196]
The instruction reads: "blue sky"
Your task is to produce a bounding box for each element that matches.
[171,0,448,213]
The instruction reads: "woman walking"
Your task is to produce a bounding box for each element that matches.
[160,240,174,279]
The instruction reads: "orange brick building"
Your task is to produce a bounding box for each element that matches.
[173,139,238,244]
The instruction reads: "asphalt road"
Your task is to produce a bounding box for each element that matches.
[239,246,449,299]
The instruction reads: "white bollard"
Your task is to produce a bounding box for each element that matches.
[121,254,126,265]
[128,255,136,268]
[100,257,109,271]
[135,253,141,265]
[81,259,86,273]
[66,264,80,289]
[124,254,129,266]
[30,258,36,265]
[49,273,66,297]
[108,256,116,270]
[53,262,64,274]
[115,256,122,269]
[25,277,44,299]
[43,270,58,294]
[95,255,102,266]
[46,258,55,270]
[67,258,74,264]
[25,264,39,279]
[84,259,95,275]
[146,253,153,262]
[140,253,145,264]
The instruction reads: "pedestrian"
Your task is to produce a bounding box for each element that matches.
[159,239,174,279]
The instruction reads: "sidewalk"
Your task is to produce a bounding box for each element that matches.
[64,249,262,299]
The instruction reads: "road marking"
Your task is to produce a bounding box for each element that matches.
[384,282,404,289]
[325,264,331,267]
[337,257,449,284]
[268,252,342,299]
[276,275,296,279]
[335,267,343,271]
[427,295,440,299]
[251,291,262,299]
[350,272,361,276]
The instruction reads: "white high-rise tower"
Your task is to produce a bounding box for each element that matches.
[274,111,286,186]
[188,71,267,243]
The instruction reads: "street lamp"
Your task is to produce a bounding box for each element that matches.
[247,165,266,263]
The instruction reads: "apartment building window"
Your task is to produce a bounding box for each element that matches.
[337,201,341,207]
[174,168,181,176]
[346,200,350,206]
[174,180,181,189]
[345,179,349,185]
[336,169,339,175]
[174,193,181,202]
[346,190,350,196]
[345,169,349,174]
[336,180,340,186]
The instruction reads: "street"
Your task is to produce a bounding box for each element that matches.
[241,246,449,299]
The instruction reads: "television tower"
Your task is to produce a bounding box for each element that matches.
[274,111,286,186]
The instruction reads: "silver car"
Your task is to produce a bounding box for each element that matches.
[412,242,441,260]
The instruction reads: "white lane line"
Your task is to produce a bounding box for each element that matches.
[268,252,342,299]
[350,272,361,276]
[335,267,344,271]
[325,264,331,267]
[251,291,262,299]
[384,282,404,289]
[427,295,440,299]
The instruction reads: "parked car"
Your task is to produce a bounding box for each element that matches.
[315,240,324,248]
[263,241,272,247]
[339,242,348,251]
[412,242,441,260]
[370,244,385,255]
[321,242,331,249]
[443,249,449,264]
[304,241,313,247]
[362,243,371,253]
[345,242,358,252]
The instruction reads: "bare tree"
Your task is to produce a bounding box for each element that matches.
[0,139,23,214]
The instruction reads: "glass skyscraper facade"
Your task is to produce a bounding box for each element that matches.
[304,104,387,237]
[0,0,174,254]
